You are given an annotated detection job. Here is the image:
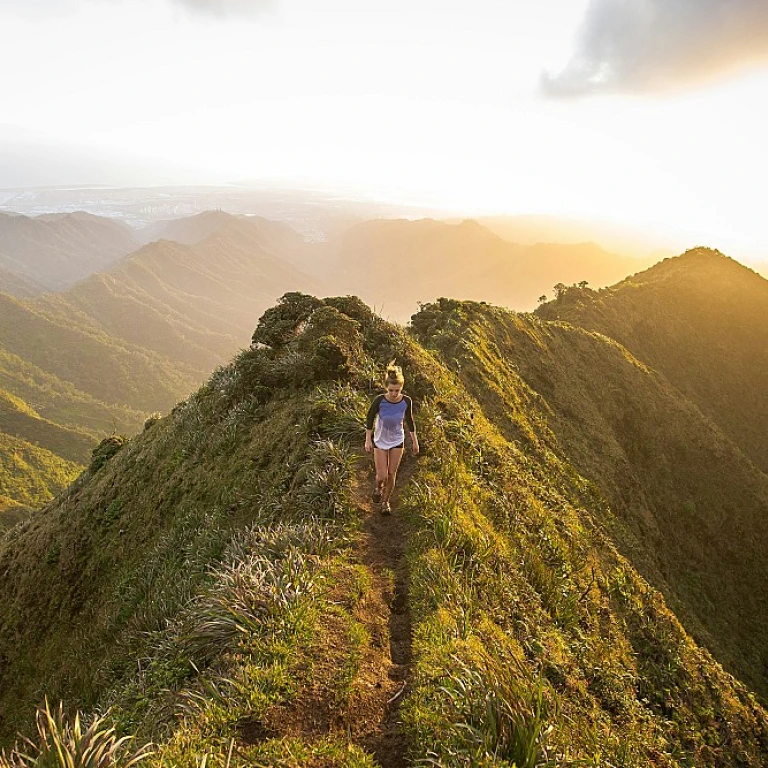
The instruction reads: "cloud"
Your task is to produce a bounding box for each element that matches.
[542,0,768,97]
[170,0,274,18]
[0,0,273,20]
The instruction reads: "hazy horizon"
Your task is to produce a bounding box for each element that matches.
[2,0,768,263]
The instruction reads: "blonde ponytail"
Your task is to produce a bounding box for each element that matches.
[384,360,405,387]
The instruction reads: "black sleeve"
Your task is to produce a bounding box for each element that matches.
[365,395,384,430]
[404,395,415,432]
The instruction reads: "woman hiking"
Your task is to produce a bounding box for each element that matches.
[365,361,419,514]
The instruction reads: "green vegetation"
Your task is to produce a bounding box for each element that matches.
[2,287,767,766]
[536,247,768,474]
[0,346,144,438]
[0,293,198,413]
[0,431,80,514]
[0,700,153,768]
[0,345,148,514]
[411,297,768,701]
[0,387,95,462]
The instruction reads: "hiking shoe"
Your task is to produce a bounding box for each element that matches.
[381,501,391,515]
[372,487,382,504]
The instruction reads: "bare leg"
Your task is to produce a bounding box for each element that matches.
[373,447,388,499]
[382,446,404,504]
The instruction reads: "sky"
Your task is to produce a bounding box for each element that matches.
[2,0,768,260]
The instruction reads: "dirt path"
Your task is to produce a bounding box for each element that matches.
[351,452,416,768]
[243,452,417,765]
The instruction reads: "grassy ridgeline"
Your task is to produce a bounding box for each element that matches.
[412,297,768,701]
[0,292,766,766]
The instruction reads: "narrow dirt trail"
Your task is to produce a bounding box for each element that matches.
[244,452,418,764]
[350,452,417,768]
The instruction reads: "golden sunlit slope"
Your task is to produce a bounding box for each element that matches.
[0,345,143,439]
[0,431,80,528]
[0,388,94,463]
[32,218,323,373]
[2,293,768,767]
[412,297,768,699]
[0,293,197,413]
[0,211,138,292]
[535,247,768,473]
[0,303,173,514]
[332,217,652,320]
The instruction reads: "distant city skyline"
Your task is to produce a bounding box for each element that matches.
[2,0,768,261]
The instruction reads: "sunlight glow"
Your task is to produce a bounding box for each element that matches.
[1,0,767,262]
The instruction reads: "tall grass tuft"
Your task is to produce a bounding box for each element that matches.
[427,651,555,768]
[0,698,153,768]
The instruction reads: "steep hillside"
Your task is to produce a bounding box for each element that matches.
[0,431,80,525]
[412,298,768,699]
[0,388,94,463]
[333,217,649,320]
[535,247,768,473]
[0,267,46,298]
[0,344,147,513]
[0,211,138,292]
[0,290,198,511]
[0,214,319,511]
[1,293,766,767]
[0,346,143,439]
[0,293,198,412]
[32,222,322,373]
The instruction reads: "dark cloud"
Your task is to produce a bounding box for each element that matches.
[542,0,768,97]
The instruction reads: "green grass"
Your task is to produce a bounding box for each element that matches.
[0,431,81,511]
[3,291,768,767]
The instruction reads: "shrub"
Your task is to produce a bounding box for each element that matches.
[89,435,127,473]
[251,292,323,349]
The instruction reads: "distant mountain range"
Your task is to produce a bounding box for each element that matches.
[472,213,676,260]
[0,211,138,294]
[0,210,755,521]
[331,217,654,318]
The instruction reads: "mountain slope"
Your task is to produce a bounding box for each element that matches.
[0,346,144,439]
[474,213,672,261]
[535,247,768,473]
[412,297,768,699]
[0,266,46,298]
[32,221,322,373]
[332,217,650,319]
[0,213,319,512]
[0,343,148,514]
[0,388,94,463]
[0,431,80,520]
[1,293,766,767]
[0,293,198,412]
[138,210,309,253]
[0,211,138,292]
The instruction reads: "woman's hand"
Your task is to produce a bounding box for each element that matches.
[412,435,420,455]
[365,438,373,453]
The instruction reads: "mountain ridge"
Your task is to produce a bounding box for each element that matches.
[535,246,768,473]
[1,287,767,766]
